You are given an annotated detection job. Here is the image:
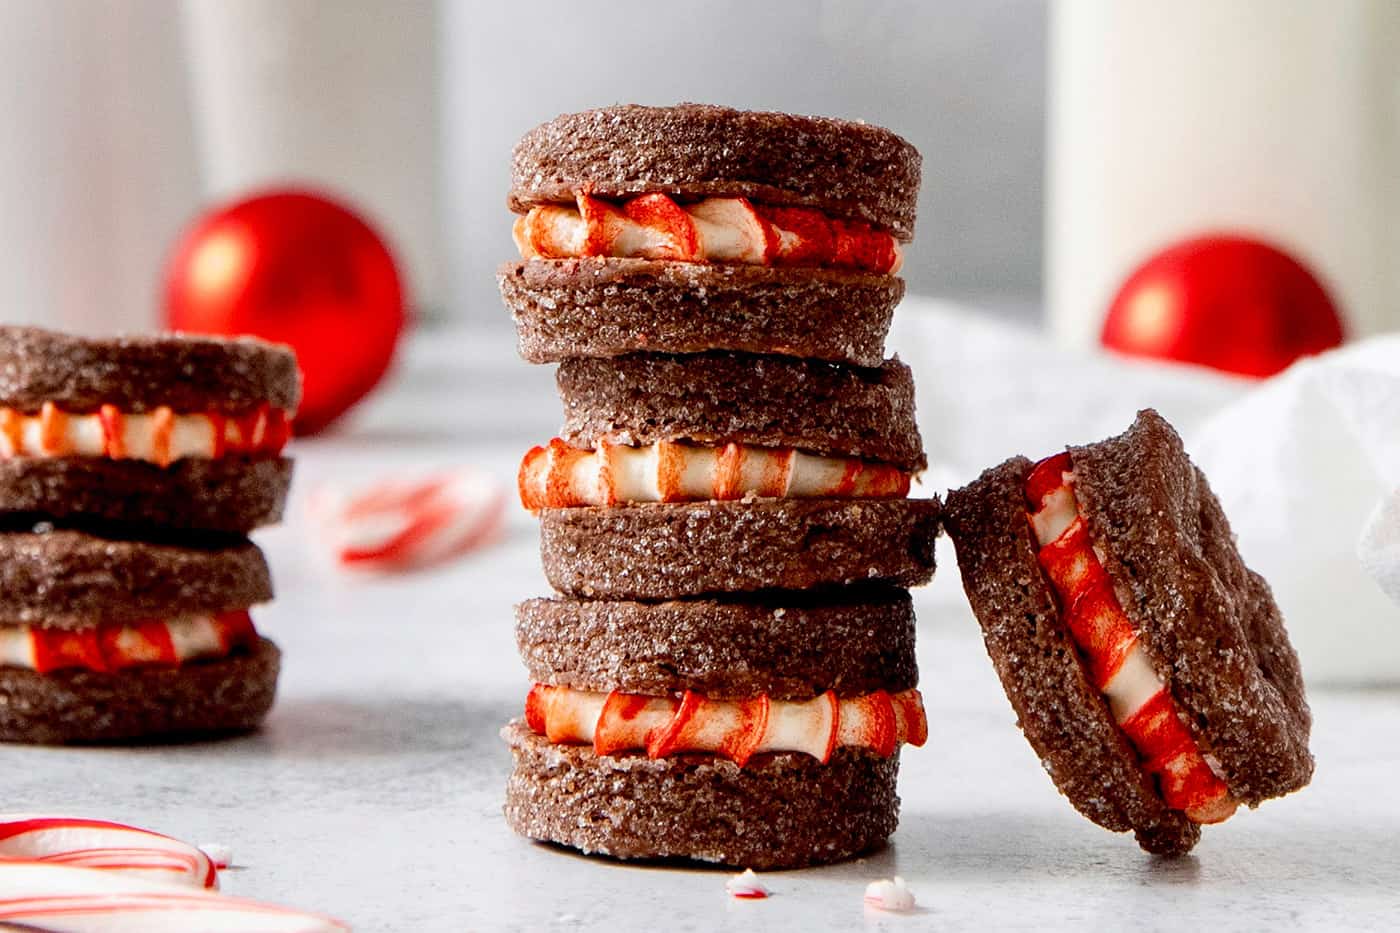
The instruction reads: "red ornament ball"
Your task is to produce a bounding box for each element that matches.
[1101,235,1344,378]
[164,190,406,434]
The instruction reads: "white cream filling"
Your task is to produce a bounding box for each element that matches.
[524,440,903,507]
[0,628,36,667]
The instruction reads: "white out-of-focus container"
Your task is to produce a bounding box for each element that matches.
[1047,0,1400,347]
[180,0,442,312]
[0,1,198,333]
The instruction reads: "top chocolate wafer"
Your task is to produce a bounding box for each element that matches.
[509,104,922,240]
[0,327,300,414]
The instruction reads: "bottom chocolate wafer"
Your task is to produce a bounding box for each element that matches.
[0,637,279,744]
[503,720,900,869]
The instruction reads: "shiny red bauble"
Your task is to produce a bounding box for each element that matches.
[1101,235,1344,378]
[164,190,406,434]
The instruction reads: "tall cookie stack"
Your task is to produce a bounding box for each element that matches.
[0,327,298,744]
[499,105,939,868]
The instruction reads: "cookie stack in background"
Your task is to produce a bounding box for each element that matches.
[499,105,941,868]
[0,327,299,743]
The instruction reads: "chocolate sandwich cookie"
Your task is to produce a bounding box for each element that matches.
[500,259,902,368]
[539,498,939,600]
[943,409,1312,855]
[557,351,925,472]
[502,105,919,364]
[0,326,299,534]
[0,528,278,744]
[517,588,917,700]
[506,584,924,867]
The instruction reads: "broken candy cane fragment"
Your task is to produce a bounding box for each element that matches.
[725,868,770,899]
[863,876,916,912]
[307,467,505,571]
[0,815,217,889]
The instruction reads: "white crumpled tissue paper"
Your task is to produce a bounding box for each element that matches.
[893,298,1400,685]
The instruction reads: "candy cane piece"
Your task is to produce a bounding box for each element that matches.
[0,862,348,932]
[307,467,506,572]
[0,816,216,889]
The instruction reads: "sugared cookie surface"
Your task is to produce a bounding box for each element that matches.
[537,497,938,600]
[509,104,921,236]
[943,409,1312,855]
[556,351,926,471]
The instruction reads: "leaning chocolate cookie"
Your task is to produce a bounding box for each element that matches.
[0,326,299,534]
[943,409,1312,855]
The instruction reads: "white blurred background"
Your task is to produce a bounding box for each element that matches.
[0,0,1046,331]
[0,0,1394,341]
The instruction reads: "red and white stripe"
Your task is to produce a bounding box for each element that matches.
[307,467,506,571]
[518,438,910,510]
[0,402,289,466]
[525,685,927,766]
[515,192,903,274]
[0,862,348,932]
[0,816,217,889]
[0,612,257,675]
[1025,452,1238,824]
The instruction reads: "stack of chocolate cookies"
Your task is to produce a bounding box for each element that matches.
[0,327,298,744]
[499,104,940,868]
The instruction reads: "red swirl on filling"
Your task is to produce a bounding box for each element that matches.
[1026,452,1237,824]
[524,684,927,766]
[24,611,257,674]
[514,192,902,274]
[518,438,910,510]
[0,403,289,466]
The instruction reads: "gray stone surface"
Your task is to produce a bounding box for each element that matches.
[1,325,1395,931]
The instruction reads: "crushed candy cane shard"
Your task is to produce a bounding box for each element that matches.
[863,876,916,912]
[0,862,348,932]
[518,438,910,509]
[524,684,926,764]
[1026,453,1238,824]
[0,815,218,889]
[308,467,506,571]
[725,869,770,899]
[515,192,902,274]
